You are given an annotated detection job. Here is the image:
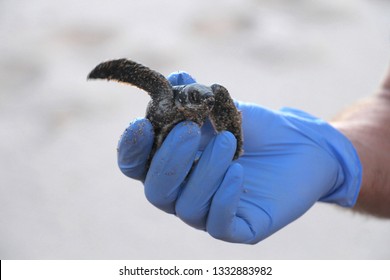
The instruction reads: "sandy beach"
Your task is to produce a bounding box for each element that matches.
[0,0,389,259]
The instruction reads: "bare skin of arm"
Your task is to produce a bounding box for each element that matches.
[331,66,390,218]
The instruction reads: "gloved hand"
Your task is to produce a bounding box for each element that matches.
[117,72,362,244]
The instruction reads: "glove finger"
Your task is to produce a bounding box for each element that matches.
[199,118,217,152]
[117,118,154,181]
[207,163,271,244]
[175,131,236,230]
[144,121,201,214]
[167,71,197,86]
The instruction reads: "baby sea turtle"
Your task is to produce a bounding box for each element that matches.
[87,58,243,162]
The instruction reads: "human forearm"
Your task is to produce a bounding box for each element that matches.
[331,68,390,218]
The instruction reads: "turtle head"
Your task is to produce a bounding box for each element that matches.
[173,84,215,115]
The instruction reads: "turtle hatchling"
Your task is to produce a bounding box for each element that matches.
[87,58,243,163]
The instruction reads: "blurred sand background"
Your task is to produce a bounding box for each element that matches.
[1,0,390,259]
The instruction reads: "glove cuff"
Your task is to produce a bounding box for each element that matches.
[280,107,362,207]
[318,123,362,207]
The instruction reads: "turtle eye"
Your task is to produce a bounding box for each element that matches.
[188,90,200,104]
[178,94,187,104]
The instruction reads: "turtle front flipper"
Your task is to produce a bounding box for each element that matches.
[87,58,173,100]
[209,84,243,159]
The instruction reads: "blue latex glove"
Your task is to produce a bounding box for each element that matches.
[117,72,362,244]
